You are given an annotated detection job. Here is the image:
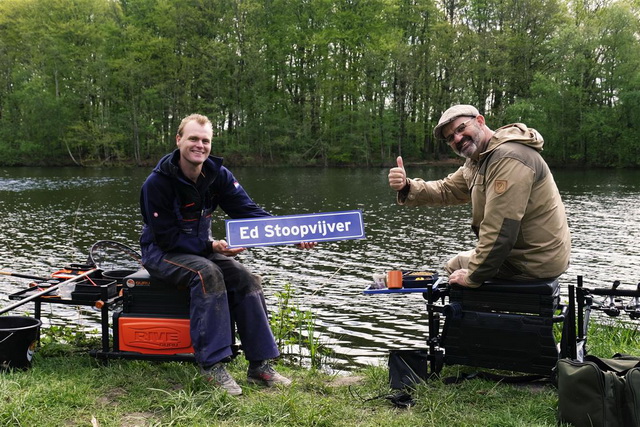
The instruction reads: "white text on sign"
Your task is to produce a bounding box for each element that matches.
[240,220,352,240]
[225,210,365,248]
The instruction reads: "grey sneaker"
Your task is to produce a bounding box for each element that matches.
[247,361,292,387]
[201,363,242,396]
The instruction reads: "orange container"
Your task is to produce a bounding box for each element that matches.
[387,270,403,289]
[116,314,193,355]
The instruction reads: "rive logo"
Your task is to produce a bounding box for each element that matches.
[132,327,181,348]
[119,317,193,354]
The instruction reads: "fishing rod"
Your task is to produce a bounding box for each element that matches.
[0,268,99,315]
[0,270,55,282]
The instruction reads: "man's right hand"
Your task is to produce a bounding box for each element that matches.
[388,156,408,191]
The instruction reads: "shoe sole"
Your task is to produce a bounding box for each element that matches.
[222,388,243,396]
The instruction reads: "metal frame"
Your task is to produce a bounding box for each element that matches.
[8,287,121,353]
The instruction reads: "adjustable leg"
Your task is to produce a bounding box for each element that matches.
[101,303,110,352]
[567,284,577,360]
[425,287,444,376]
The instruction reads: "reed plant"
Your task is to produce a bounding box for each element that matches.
[269,283,331,369]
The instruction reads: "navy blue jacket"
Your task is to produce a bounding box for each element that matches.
[139,150,269,266]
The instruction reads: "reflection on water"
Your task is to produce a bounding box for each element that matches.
[1,166,639,371]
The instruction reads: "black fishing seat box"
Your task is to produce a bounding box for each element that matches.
[121,269,190,315]
[112,269,194,358]
[439,278,567,376]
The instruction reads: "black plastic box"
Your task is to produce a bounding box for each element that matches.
[71,278,117,302]
[402,270,439,288]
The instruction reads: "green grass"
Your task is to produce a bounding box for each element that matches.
[1,320,639,426]
[0,355,560,427]
[581,317,640,357]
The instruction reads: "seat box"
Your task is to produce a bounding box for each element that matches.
[441,310,560,375]
[441,278,563,375]
[121,269,189,315]
[448,278,560,316]
[113,311,193,355]
[122,285,190,315]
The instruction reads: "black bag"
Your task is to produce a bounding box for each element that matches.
[557,354,640,427]
[388,349,428,390]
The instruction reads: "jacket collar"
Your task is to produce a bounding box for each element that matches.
[154,149,224,185]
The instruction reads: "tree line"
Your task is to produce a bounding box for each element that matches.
[0,0,638,167]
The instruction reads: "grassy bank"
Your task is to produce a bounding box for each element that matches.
[1,320,638,426]
[1,354,557,426]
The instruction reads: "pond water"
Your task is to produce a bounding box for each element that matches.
[1,165,639,372]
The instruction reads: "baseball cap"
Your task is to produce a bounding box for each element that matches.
[433,105,480,140]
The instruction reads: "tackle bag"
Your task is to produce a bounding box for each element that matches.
[388,349,429,390]
[557,354,640,427]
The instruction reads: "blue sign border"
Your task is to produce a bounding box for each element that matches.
[225,210,365,248]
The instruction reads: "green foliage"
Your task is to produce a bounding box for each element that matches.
[38,322,102,357]
[0,0,639,167]
[270,283,331,369]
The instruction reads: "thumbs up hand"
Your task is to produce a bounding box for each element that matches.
[388,156,408,191]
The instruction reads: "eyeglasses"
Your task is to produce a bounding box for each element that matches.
[444,117,475,145]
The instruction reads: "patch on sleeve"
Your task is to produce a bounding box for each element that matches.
[233,181,240,189]
[494,180,508,194]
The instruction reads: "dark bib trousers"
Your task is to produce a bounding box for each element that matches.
[144,252,279,367]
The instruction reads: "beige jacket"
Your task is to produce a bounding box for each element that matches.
[399,123,571,287]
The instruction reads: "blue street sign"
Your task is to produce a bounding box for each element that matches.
[225,210,365,248]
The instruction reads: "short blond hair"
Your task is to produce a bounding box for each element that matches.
[177,114,211,137]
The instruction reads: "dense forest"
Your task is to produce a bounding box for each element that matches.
[0,0,639,167]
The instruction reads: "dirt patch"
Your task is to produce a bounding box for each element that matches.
[328,375,365,387]
[119,412,158,427]
[97,387,127,406]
